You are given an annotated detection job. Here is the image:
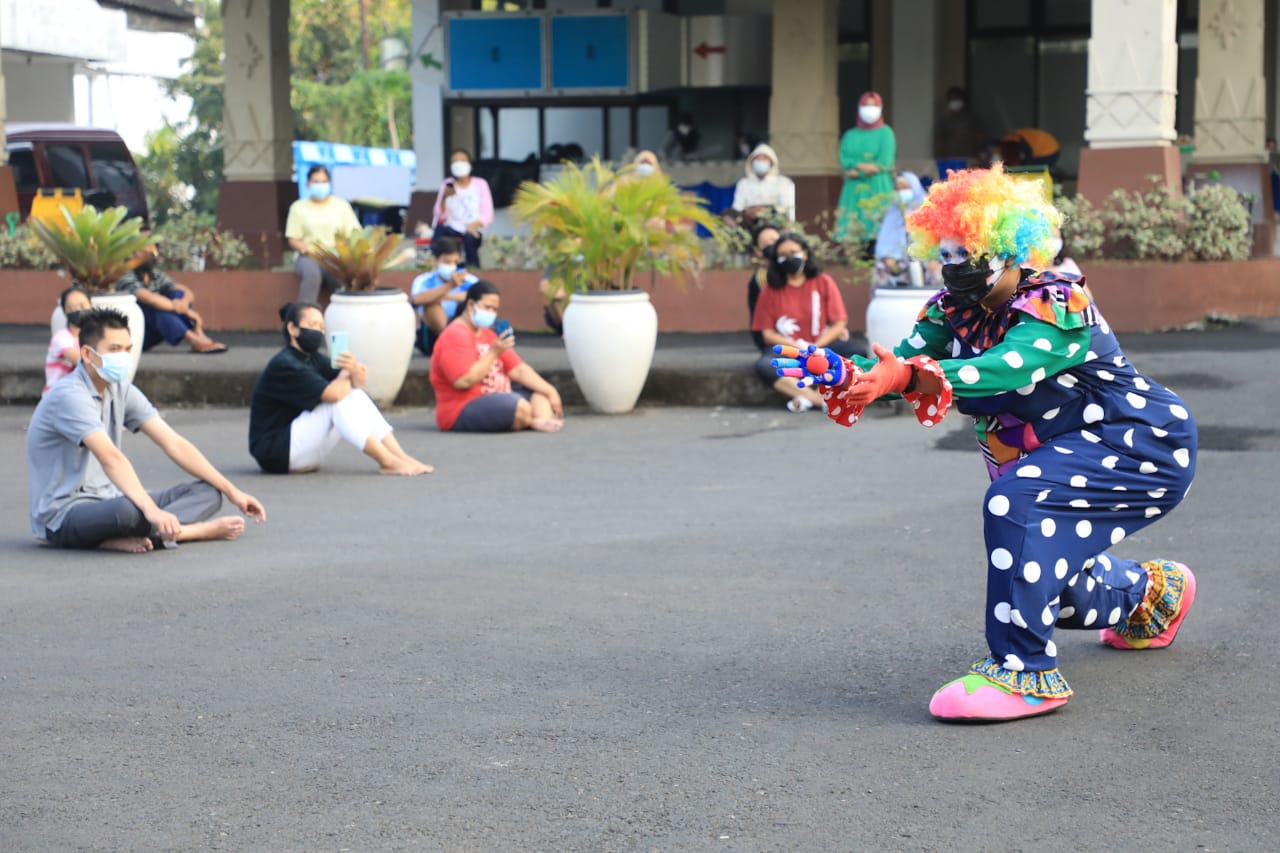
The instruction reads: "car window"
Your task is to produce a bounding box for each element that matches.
[45,144,91,188]
[88,143,140,197]
[7,147,39,192]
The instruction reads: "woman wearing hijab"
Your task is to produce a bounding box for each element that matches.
[873,171,940,287]
[836,92,897,255]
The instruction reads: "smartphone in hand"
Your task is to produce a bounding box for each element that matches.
[329,331,349,369]
[493,319,512,338]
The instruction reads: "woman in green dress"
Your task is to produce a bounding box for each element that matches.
[837,91,897,256]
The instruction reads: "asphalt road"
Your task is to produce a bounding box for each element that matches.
[2,333,1278,851]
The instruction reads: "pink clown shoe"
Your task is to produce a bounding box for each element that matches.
[1100,561,1196,650]
[929,674,1069,722]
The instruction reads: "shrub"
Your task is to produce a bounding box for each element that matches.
[1185,183,1252,261]
[1054,191,1105,259]
[1103,177,1187,261]
[0,224,59,270]
[151,212,254,270]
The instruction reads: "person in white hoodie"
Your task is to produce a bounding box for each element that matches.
[729,144,796,228]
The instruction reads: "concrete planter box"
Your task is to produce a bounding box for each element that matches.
[4,260,1280,334]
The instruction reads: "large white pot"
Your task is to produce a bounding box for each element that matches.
[864,287,930,355]
[51,292,146,384]
[324,289,416,408]
[562,290,658,414]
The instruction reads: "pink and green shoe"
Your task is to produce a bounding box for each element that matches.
[1099,560,1196,650]
[929,661,1072,722]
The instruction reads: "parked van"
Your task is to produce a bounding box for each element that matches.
[5,123,149,224]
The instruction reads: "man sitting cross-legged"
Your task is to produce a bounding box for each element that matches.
[26,308,266,553]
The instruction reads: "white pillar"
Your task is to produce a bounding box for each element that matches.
[411,0,445,194]
[1083,0,1178,148]
[0,9,16,217]
[768,0,839,176]
[1193,0,1267,164]
[221,0,293,182]
[888,0,939,174]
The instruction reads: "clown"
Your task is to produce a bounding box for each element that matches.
[773,166,1198,722]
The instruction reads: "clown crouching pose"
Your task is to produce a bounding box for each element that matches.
[774,166,1198,722]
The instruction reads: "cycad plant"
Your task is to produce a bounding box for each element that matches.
[311,226,406,292]
[29,205,152,292]
[511,157,724,295]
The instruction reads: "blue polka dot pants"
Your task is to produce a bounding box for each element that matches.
[980,421,1196,674]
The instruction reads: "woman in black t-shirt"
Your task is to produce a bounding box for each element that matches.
[248,303,433,476]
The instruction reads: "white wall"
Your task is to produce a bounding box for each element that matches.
[0,0,127,63]
[74,29,194,151]
[3,54,75,122]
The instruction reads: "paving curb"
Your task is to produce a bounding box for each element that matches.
[0,366,780,409]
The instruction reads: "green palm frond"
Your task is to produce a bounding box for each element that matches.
[511,156,726,294]
[29,205,152,292]
[310,226,404,291]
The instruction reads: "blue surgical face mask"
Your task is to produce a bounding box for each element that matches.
[471,307,497,329]
[90,348,131,383]
[309,182,332,201]
[635,162,656,178]
[897,188,914,204]
[436,262,457,279]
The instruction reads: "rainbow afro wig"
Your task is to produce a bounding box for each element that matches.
[906,164,1061,268]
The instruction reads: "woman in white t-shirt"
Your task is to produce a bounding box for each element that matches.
[431,149,494,268]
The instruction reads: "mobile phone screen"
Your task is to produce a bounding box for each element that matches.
[329,331,348,369]
[493,319,511,337]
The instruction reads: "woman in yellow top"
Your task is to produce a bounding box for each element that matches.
[285,165,362,303]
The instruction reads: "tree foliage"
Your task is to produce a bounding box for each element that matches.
[142,0,413,222]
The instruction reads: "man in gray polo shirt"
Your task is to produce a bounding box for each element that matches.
[27,308,266,553]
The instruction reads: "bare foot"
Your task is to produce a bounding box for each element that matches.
[530,418,564,433]
[176,516,245,542]
[98,536,154,553]
[379,459,431,476]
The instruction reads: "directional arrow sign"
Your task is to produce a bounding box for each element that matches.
[694,42,726,59]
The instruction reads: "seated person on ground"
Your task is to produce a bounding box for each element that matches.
[429,280,564,433]
[751,231,860,413]
[248,303,433,477]
[286,164,362,303]
[727,143,796,229]
[26,308,265,553]
[409,236,476,355]
[45,286,92,394]
[114,242,228,354]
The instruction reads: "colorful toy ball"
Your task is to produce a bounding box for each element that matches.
[806,352,831,376]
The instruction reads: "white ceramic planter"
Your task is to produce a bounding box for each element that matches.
[51,292,146,383]
[561,290,658,414]
[324,289,416,408]
[864,287,930,355]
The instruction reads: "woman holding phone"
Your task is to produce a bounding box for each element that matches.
[248,302,433,475]
[430,149,494,268]
[429,281,564,433]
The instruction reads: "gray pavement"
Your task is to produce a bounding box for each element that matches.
[1,326,1279,850]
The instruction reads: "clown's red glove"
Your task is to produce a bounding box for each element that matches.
[843,343,915,405]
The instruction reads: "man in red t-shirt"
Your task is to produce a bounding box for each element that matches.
[429,281,563,432]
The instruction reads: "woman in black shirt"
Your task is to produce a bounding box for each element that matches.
[248,303,433,476]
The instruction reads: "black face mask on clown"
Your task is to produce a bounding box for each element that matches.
[938,241,1008,309]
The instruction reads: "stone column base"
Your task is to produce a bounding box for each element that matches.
[1077,146,1182,207]
[1186,162,1276,257]
[0,165,18,218]
[406,190,438,237]
[792,174,843,229]
[216,179,298,268]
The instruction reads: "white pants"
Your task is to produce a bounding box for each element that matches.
[288,389,393,471]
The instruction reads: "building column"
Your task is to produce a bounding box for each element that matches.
[1077,0,1181,206]
[888,0,940,177]
[1190,0,1273,255]
[215,0,296,267]
[768,0,840,224]
[406,0,446,235]
[0,12,18,219]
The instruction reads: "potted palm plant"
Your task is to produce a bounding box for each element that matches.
[512,157,724,413]
[30,205,153,382]
[311,226,417,407]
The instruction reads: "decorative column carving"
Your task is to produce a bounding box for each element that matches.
[768,0,840,222]
[215,0,296,266]
[1193,0,1266,164]
[1084,0,1178,148]
[1077,0,1182,210]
